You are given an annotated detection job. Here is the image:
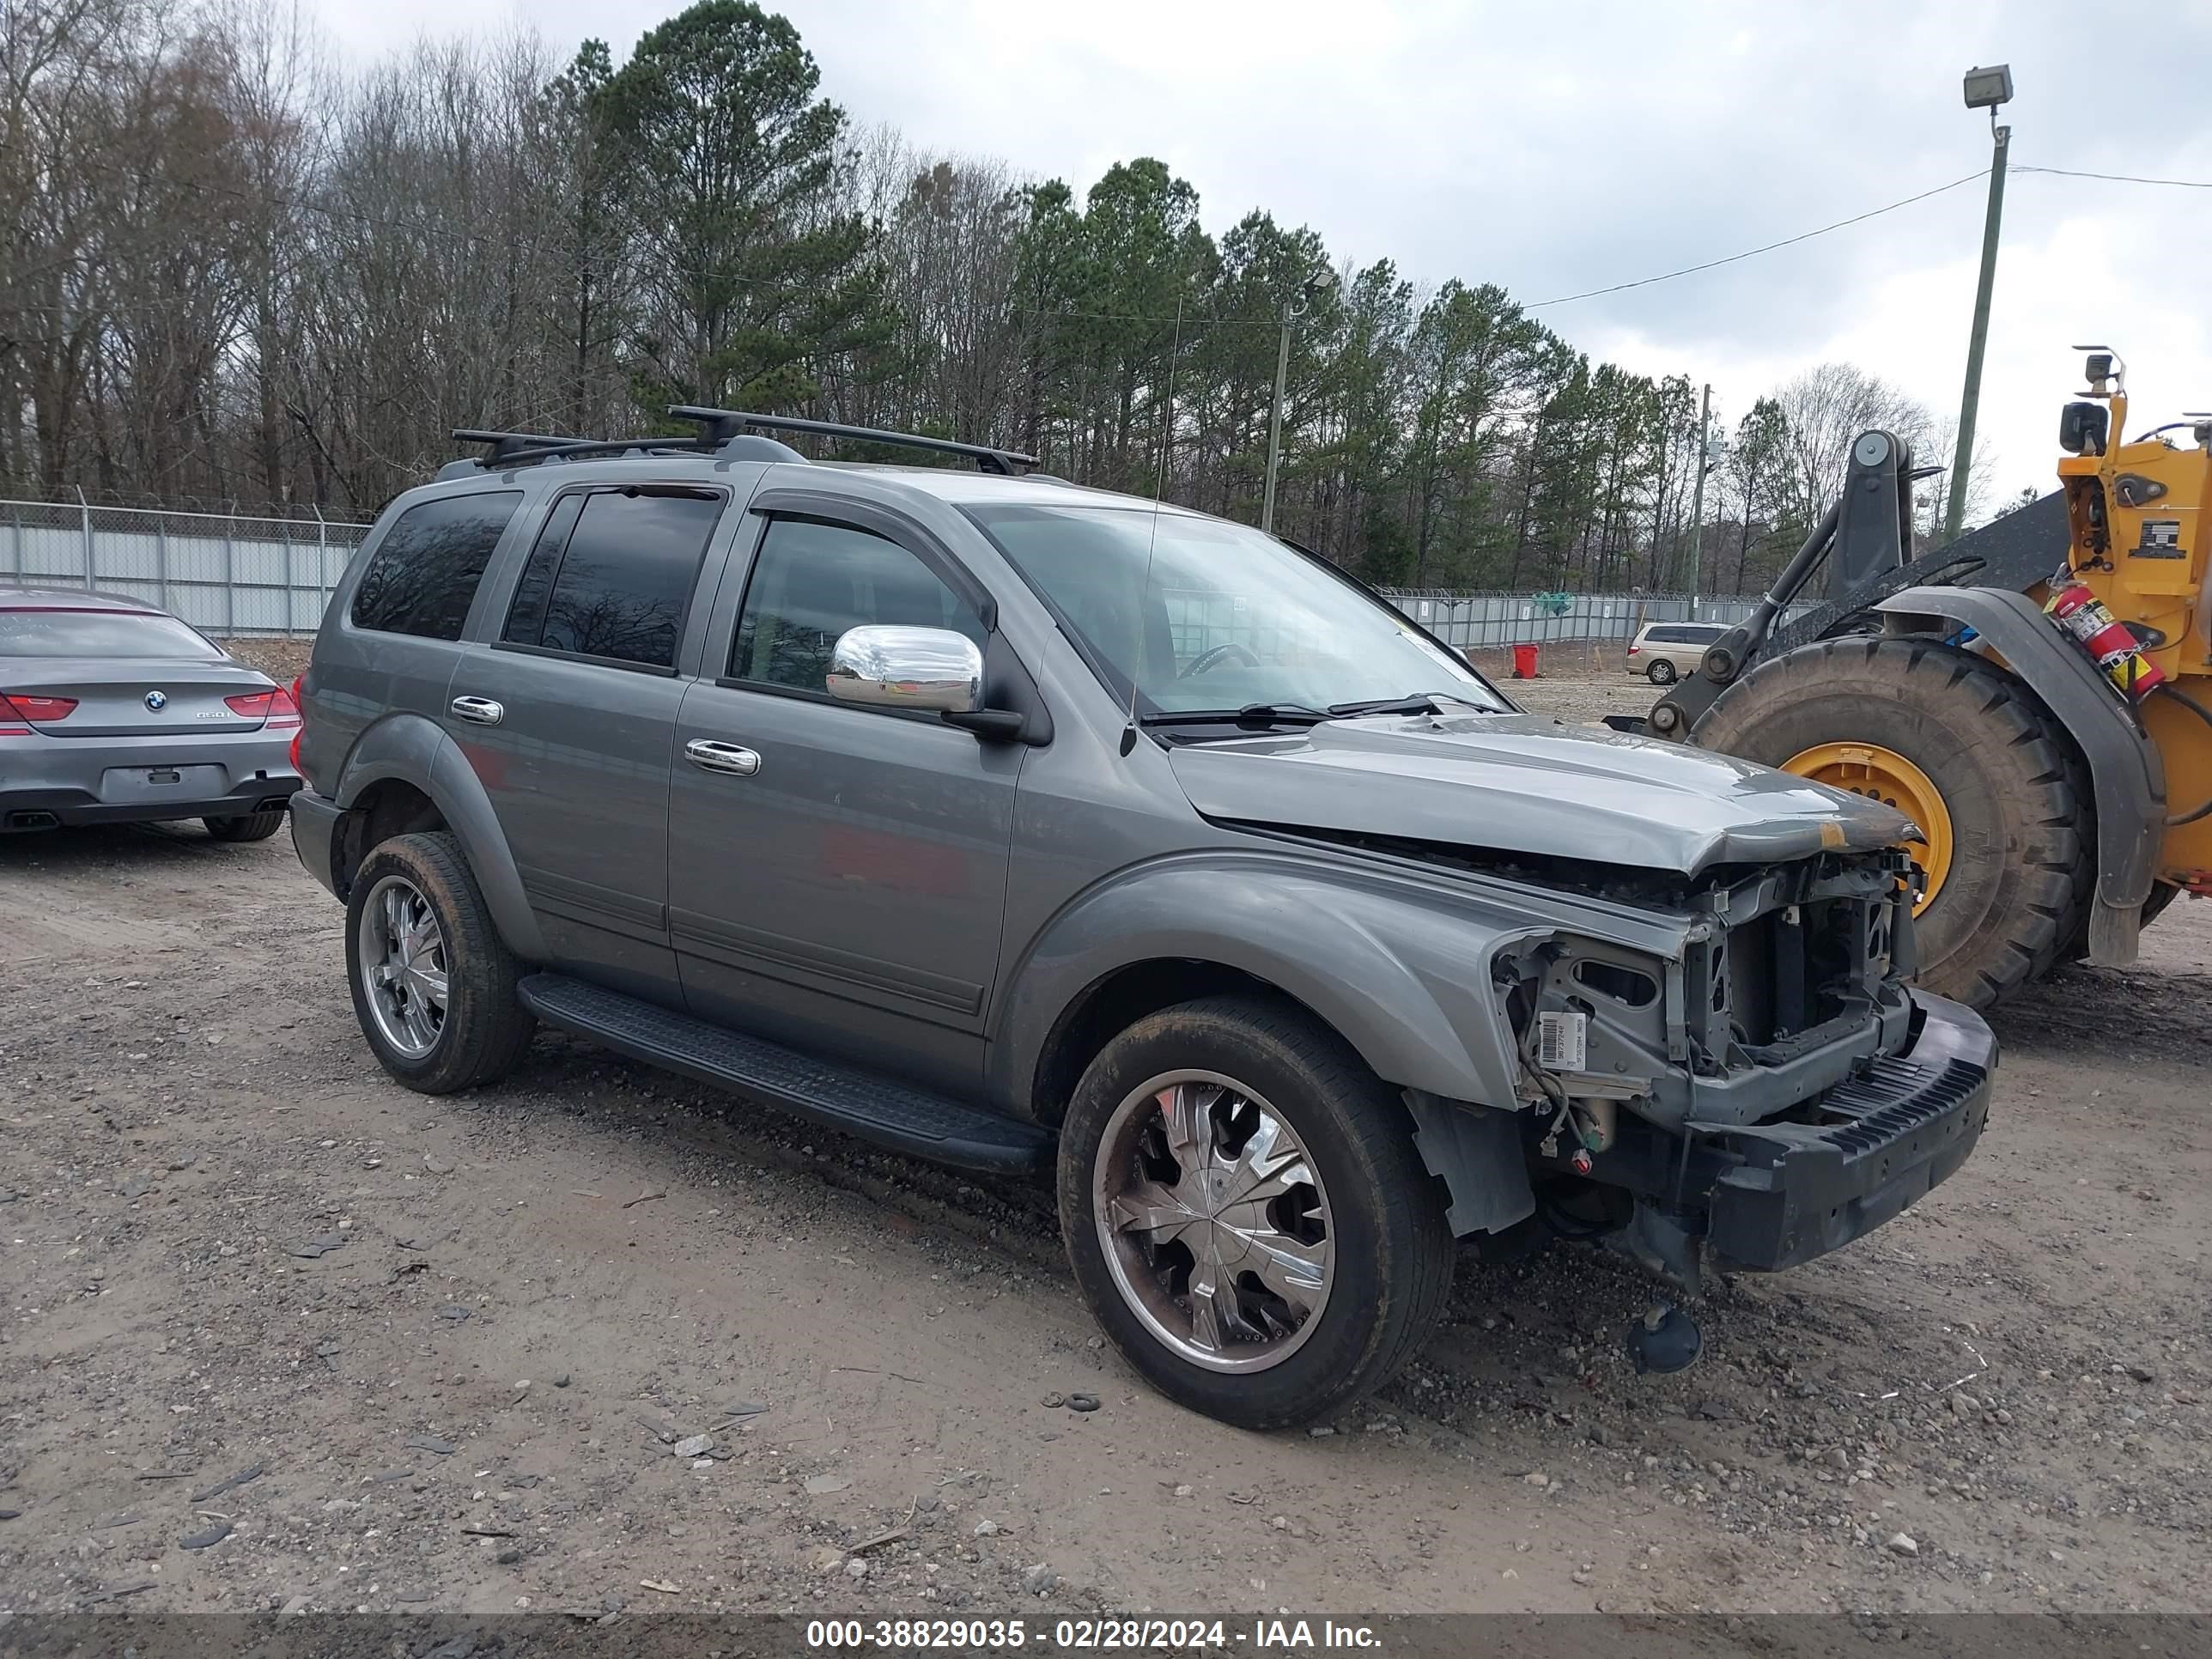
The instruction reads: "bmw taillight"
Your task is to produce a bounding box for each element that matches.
[1,691,78,730]
[227,685,301,730]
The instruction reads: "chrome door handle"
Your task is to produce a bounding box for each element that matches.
[684,738,762,777]
[450,696,504,726]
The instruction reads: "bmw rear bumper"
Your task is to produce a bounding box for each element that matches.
[3,774,300,830]
[1,727,298,831]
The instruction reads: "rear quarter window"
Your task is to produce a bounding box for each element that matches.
[350,492,522,641]
[500,486,724,671]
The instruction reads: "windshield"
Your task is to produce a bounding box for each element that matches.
[963,503,1505,720]
[0,608,222,659]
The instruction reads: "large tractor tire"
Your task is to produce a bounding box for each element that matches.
[1692,635,2093,1010]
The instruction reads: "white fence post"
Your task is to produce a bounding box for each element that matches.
[77,487,94,590]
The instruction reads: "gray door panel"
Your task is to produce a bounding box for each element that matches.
[447,647,686,998]
[437,481,739,1001]
[669,685,1021,1096]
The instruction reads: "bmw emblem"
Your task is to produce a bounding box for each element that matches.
[144,690,168,711]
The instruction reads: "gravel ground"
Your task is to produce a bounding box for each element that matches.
[1467,641,1674,729]
[1,646,2206,1622]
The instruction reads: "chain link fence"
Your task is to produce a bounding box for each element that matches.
[3,494,1810,650]
[1,496,374,636]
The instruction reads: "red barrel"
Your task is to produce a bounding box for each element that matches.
[1512,642,1540,679]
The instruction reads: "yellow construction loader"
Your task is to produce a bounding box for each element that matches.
[1631,349,2209,1008]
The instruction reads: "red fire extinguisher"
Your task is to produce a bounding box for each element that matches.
[2046,582,2167,701]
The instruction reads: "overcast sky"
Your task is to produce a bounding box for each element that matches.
[313,0,2212,507]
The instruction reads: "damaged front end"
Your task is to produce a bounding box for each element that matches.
[1474,843,1995,1297]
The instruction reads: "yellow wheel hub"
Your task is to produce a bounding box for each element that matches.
[1782,742,1954,915]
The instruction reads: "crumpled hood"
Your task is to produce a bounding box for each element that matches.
[1168,713,1915,875]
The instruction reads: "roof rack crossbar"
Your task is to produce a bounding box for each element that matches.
[452,428,599,465]
[665,406,1037,476]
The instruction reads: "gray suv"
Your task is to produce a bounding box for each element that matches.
[289,410,1994,1429]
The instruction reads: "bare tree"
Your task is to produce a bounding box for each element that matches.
[0,0,2009,589]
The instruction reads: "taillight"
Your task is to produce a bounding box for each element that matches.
[2,691,78,725]
[1626,646,1641,655]
[287,674,307,771]
[225,685,301,730]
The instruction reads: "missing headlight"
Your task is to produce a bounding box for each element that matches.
[1572,958,1659,1008]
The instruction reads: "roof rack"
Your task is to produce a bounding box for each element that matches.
[452,428,599,465]
[666,406,1038,476]
[440,426,806,480]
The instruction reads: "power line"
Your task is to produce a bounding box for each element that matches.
[2009,163,2212,189]
[1523,169,1990,309]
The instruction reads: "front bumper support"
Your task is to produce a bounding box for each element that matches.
[1698,989,1993,1271]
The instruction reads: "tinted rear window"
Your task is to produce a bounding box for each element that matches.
[1646,624,1725,645]
[0,609,221,659]
[350,492,522,641]
[501,487,722,670]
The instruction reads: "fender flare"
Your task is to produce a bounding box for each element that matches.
[989,853,1550,1234]
[1874,586,2165,966]
[992,854,1543,1111]
[334,714,548,962]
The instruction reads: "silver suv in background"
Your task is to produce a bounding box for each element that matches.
[287,410,1995,1429]
[1626,621,1729,684]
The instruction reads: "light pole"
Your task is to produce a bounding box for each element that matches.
[1944,64,2014,544]
[1261,266,1338,535]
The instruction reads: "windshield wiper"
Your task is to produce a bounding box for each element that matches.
[1326,691,1496,718]
[1139,693,1499,729]
[1138,702,1331,727]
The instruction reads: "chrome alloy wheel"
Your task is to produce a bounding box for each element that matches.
[357,874,449,1060]
[1091,1070,1334,1373]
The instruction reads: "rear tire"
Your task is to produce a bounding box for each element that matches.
[1692,636,2092,1009]
[1057,994,1454,1430]
[1647,659,1677,685]
[203,810,285,842]
[345,831,535,1093]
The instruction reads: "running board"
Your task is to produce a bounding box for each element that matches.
[515,973,1053,1174]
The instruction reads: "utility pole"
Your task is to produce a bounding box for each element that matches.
[1947,66,2014,543]
[1261,316,1292,535]
[1261,266,1338,537]
[1686,382,1711,611]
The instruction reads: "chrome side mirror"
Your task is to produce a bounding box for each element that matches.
[825,625,983,714]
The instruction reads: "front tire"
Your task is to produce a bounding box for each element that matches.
[1692,636,2093,1008]
[345,831,534,1093]
[204,810,285,842]
[1058,994,1454,1430]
